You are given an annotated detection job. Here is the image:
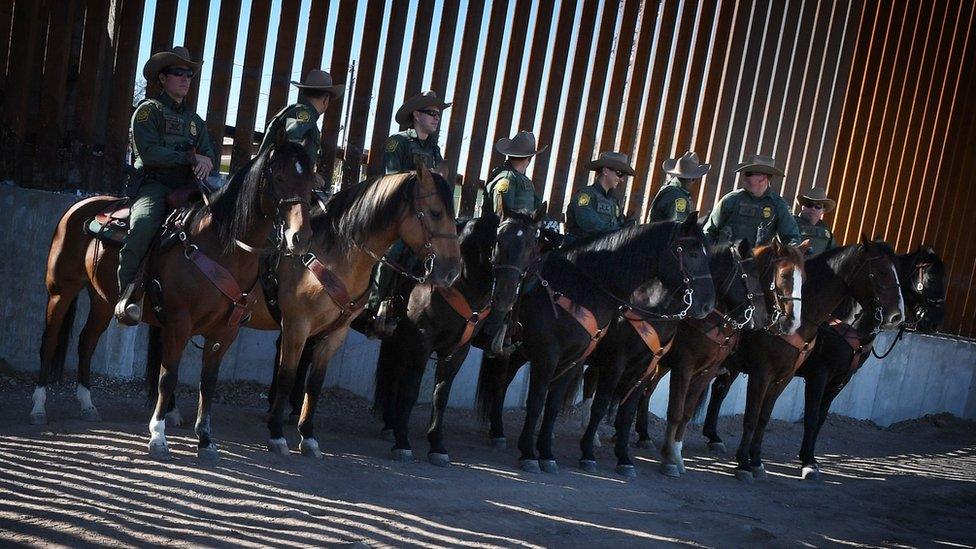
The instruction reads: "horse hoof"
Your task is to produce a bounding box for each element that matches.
[148,441,172,461]
[80,406,101,422]
[751,464,767,480]
[633,439,655,450]
[164,409,183,428]
[540,460,558,474]
[801,465,820,481]
[490,437,507,449]
[708,442,727,454]
[379,429,394,441]
[734,469,754,483]
[300,438,323,459]
[428,453,451,467]
[677,461,686,475]
[519,459,541,473]
[286,414,299,426]
[267,438,290,456]
[592,435,602,448]
[197,445,220,465]
[579,460,598,473]
[661,463,681,478]
[29,412,47,426]
[616,464,637,478]
[392,449,414,462]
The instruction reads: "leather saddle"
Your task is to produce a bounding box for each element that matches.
[85,186,205,245]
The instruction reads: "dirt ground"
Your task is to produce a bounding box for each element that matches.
[1,370,974,548]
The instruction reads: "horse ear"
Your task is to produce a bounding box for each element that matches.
[860,233,871,246]
[736,238,751,258]
[772,234,785,254]
[272,127,289,158]
[682,211,699,231]
[414,156,431,180]
[533,201,548,223]
[797,239,813,254]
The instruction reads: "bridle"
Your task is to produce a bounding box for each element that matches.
[903,260,943,330]
[711,246,763,330]
[261,161,313,255]
[762,256,801,331]
[843,250,902,325]
[490,217,543,304]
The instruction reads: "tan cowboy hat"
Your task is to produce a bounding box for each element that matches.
[291,69,345,98]
[663,151,710,179]
[586,151,636,176]
[395,90,452,126]
[143,46,202,83]
[796,187,836,213]
[495,131,547,158]
[733,154,785,177]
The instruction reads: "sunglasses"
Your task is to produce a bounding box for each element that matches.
[418,109,442,118]
[613,169,628,178]
[802,202,825,210]
[165,68,195,78]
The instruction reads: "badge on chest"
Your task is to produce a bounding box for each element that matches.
[597,201,614,215]
[163,115,185,136]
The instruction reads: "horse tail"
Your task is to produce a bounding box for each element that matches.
[145,325,163,405]
[46,294,79,384]
[475,352,500,424]
[691,381,711,424]
[561,364,587,413]
[372,339,396,415]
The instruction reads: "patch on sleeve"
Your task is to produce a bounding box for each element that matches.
[189,120,198,136]
[675,197,687,213]
[386,138,398,152]
[495,179,510,193]
[296,109,311,123]
[577,193,591,207]
[135,105,151,123]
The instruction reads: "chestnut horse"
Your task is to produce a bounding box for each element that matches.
[34,140,316,463]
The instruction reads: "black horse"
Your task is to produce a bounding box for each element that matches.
[476,214,716,473]
[702,237,906,482]
[372,204,546,466]
[794,246,946,480]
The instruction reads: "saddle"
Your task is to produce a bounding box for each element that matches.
[85,186,206,245]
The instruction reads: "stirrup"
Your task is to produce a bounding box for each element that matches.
[115,284,142,326]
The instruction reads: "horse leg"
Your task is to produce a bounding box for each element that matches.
[734,372,769,483]
[579,365,598,432]
[517,357,553,473]
[375,335,402,440]
[488,353,525,448]
[799,369,830,480]
[296,329,346,459]
[33,284,83,425]
[536,369,574,474]
[290,337,317,423]
[660,363,692,477]
[612,385,645,478]
[74,287,113,422]
[389,331,428,462]
[267,322,308,455]
[148,321,191,460]
[427,349,468,467]
[634,392,654,449]
[747,377,791,481]
[703,369,737,452]
[194,334,232,464]
[579,357,624,472]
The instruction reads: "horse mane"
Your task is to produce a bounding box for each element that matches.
[459,213,500,275]
[310,170,455,256]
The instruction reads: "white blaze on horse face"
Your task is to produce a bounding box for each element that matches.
[790,269,803,333]
[31,386,47,416]
[295,161,303,174]
[149,417,166,444]
[891,263,906,323]
[76,384,94,410]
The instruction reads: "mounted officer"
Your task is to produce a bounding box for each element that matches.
[115,46,216,325]
[482,130,546,216]
[649,151,710,222]
[794,187,837,255]
[565,151,634,240]
[256,69,343,187]
[703,154,801,248]
[366,90,451,337]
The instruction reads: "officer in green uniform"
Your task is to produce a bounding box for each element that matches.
[566,151,634,240]
[257,70,343,185]
[367,91,451,337]
[483,131,546,216]
[703,154,802,248]
[649,151,710,222]
[794,186,837,255]
[115,46,216,325]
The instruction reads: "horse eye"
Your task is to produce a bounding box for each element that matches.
[429,209,443,220]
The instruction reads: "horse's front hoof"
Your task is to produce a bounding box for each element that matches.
[540,460,558,474]
[148,441,172,461]
[801,464,820,481]
[300,438,323,459]
[29,412,47,426]
[750,464,767,480]
[490,437,507,449]
[616,464,637,478]
[633,439,655,450]
[428,453,451,467]
[392,448,414,462]
[707,441,727,454]
[579,459,598,473]
[379,428,394,441]
[267,437,290,456]
[80,406,101,422]
[164,408,184,428]
[734,468,754,483]
[660,463,681,478]
[519,459,541,473]
[197,444,220,465]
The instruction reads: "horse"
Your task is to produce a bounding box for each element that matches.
[794,246,946,480]
[33,137,316,463]
[212,163,463,458]
[576,239,773,477]
[476,213,716,473]
[372,202,546,466]
[702,237,906,482]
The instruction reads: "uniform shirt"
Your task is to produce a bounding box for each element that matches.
[383,128,443,173]
[567,183,625,238]
[257,96,321,166]
[484,160,541,215]
[795,215,836,256]
[703,187,801,247]
[130,92,215,190]
[649,180,694,222]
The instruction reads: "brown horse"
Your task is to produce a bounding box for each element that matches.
[32,139,316,464]
[217,164,462,458]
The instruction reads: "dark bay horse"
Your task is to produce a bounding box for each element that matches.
[234,164,462,458]
[476,214,716,473]
[34,140,316,462]
[703,237,906,482]
[372,204,546,466]
[794,246,946,480]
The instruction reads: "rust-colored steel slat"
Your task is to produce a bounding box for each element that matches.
[488,0,534,169]
[598,0,641,154]
[3,0,45,137]
[230,0,273,175]
[104,0,147,191]
[73,0,113,186]
[515,0,556,135]
[441,0,487,180]
[741,0,789,161]
[342,0,386,188]
[618,0,658,160]
[147,0,179,98]
[430,1,461,99]
[319,0,357,176]
[266,0,302,117]
[36,0,81,186]
[184,0,211,107]
[459,0,511,215]
[301,0,331,76]
[403,0,435,98]
[0,0,13,87]
[671,0,718,155]
[367,0,410,176]
[204,0,243,162]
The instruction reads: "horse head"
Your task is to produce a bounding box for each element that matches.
[754,236,806,335]
[901,246,946,333]
[490,201,547,314]
[397,160,461,286]
[265,134,315,254]
[847,235,904,329]
[709,239,768,330]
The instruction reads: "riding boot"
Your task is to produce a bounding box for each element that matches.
[481,310,516,358]
[115,282,143,326]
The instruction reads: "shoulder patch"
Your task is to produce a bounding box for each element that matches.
[495,178,510,193]
[577,193,591,207]
[386,137,398,152]
[135,105,152,123]
[675,197,687,213]
[189,120,198,136]
[296,109,311,123]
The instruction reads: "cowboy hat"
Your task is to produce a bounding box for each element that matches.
[291,69,345,98]
[662,151,710,179]
[586,151,636,176]
[395,90,452,126]
[143,46,202,83]
[733,154,785,177]
[796,187,836,213]
[495,131,547,158]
